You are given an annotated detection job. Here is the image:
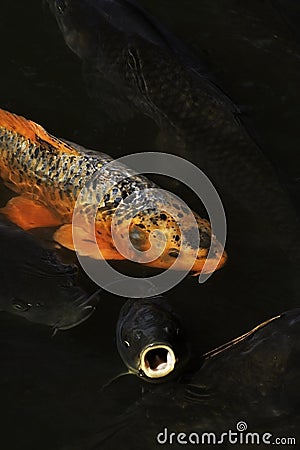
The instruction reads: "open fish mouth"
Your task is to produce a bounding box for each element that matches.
[140,344,176,379]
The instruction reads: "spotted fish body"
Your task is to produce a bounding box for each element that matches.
[0,110,93,220]
[0,108,226,274]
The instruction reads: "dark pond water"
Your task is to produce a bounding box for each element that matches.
[0,1,299,449]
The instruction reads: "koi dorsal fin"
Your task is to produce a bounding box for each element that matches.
[0,108,37,140]
[0,108,78,156]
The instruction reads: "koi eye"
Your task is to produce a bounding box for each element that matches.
[12,299,32,312]
[129,227,148,249]
[56,0,67,14]
[123,340,130,348]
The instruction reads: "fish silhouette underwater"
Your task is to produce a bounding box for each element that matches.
[47,0,300,272]
[0,215,99,331]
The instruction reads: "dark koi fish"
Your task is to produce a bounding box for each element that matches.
[116,297,189,381]
[0,215,98,330]
[47,0,300,265]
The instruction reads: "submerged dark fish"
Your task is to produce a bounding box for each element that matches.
[0,216,98,330]
[84,308,300,449]
[116,297,189,381]
[47,0,300,263]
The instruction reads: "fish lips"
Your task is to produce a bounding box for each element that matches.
[138,343,177,381]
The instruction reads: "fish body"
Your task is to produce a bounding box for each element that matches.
[95,308,300,449]
[0,108,226,274]
[116,297,189,381]
[0,215,98,329]
[48,0,300,262]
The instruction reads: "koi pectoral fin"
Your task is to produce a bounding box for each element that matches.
[0,196,62,230]
[53,224,75,251]
[54,224,99,256]
[53,224,106,260]
[54,224,125,261]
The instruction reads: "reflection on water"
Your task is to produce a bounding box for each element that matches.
[0,1,299,449]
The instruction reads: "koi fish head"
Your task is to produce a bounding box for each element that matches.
[116,297,189,381]
[2,287,97,332]
[48,0,174,56]
[47,0,101,60]
[111,208,227,275]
